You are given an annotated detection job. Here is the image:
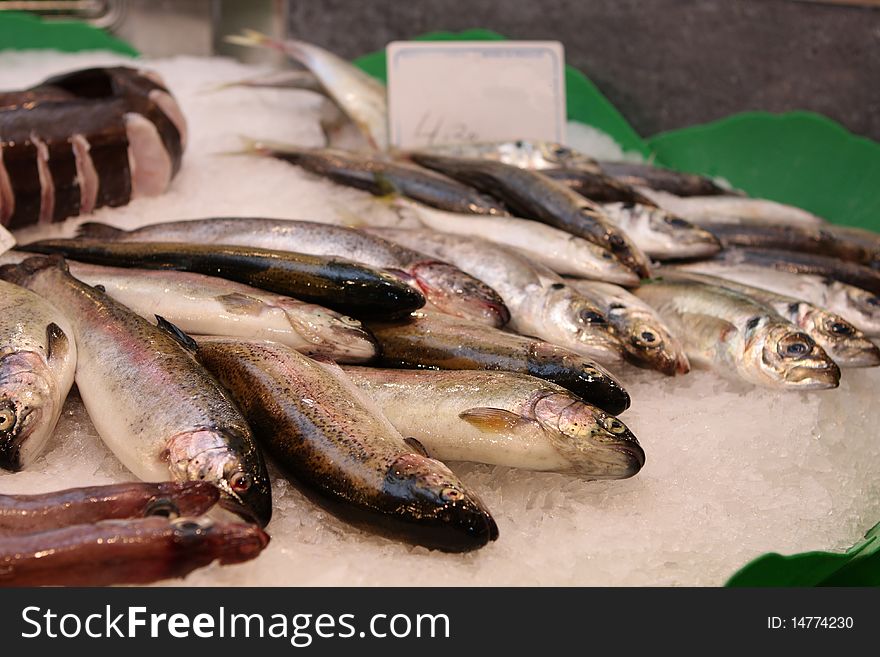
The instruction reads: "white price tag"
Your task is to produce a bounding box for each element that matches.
[0,225,15,255]
[387,41,566,149]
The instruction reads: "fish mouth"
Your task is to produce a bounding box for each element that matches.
[833,343,880,368]
[411,261,511,328]
[0,405,41,472]
[783,359,841,388]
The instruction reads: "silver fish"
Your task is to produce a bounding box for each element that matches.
[565,279,690,376]
[634,279,840,390]
[601,202,721,260]
[674,260,880,336]
[638,189,827,227]
[656,268,880,368]
[0,256,272,526]
[343,367,645,479]
[76,218,510,328]
[407,140,601,172]
[367,227,624,366]
[0,278,75,470]
[226,30,388,150]
[386,197,639,284]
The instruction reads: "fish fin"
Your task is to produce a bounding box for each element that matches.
[679,311,737,344]
[45,323,71,362]
[459,407,531,433]
[372,172,400,197]
[155,315,198,353]
[217,292,266,316]
[404,437,431,457]
[76,222,124,240]
[223,29,275,51]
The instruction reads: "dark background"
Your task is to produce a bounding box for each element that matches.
[284,0,880,142]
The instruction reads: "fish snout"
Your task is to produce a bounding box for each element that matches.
[411,261,510,327]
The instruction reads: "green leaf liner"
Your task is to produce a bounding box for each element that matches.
[0,11,138,56]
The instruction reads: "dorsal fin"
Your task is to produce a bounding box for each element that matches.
[155,315,198,353]
[76,222,125,240]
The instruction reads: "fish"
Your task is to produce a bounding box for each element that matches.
[0,515,269,587]
[696,221,880,268]
[196,337,498,552]
[0,278,76,471]
[638,189,826,227]
[565,279,690,376]
[366,311,631,415]
[76,218,510,328]
[0,256,273,526]
[242,141,509,216]
[694,248,880,296]
[656,268,880,368]
[225,30,388,150]
[410,153,653,277]
[600,202,722,260]
[596,160,733,197]
[634,279,840,389]
[20,238,425,320]
[210,69,326,94]
[406,140,601,172]
[541,167,658,205]
[0,481,220,534]
[342,367,645,479]
[366,227,624,365]
[383,197,638,283]
[673,259,880,337]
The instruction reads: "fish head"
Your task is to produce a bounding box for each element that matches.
[165,429,273,527]
[169,516,270,565]
[0,351,57,471]
[275,299,378,363]
[382,452,498,552]
[744,318,840,389]
[645,208,722,258]
[408,261,510,327]
[532,392,645,479]
[842,284,880,329]
[533,142,597,170]
[544,284,624,364]
[619,312,690,376]
[796,306,880,368]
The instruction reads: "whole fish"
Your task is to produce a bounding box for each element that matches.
[0,256,272,526]
[366,311,631,415]
[77,218,510,327]
[197,338,498,552]
[542,167,658,205]
[697,248,880,296]
[245,141,508,215]
[600,202,722,260]
[634,279,840,389]
[211,69,325,94]
[638,189,826,227]
[0,515,269,587]
[410,153,653,277]
[226,30,388,150]
[674,259,880,337]
[21,238,425,319]
[565,279,690,376]
[388,197,639,284]
[366,227,624,365]
[656,268,880,368]
[697,221,880,268]
[0,481,220,534]
[0,251,376,362]
[407,140,601,172]
[596,160,733,196]
[0,278,76,471]
[342,368,645,479]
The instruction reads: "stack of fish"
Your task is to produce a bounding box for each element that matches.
[1,33,877,586]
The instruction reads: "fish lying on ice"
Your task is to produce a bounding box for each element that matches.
[405,140,601,172]
[0,256,272,526]
[197,337,498,552]
[0,278,75,471]
[343,368,645,479]
[596,160,733,197]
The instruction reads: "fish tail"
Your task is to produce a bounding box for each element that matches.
[0,253,67,286]
[76,222,125,240]
[223,29,278,51]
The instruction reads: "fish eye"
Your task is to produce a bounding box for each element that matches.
[552,145,571,157]
[826,319,855,336]
[665,216,691,228]
[580,310,607,325]
[777,334,813,359]
[602,417,627,434]
[441,486,464,501]
[608,234,626,249]
[230,472,253,493]
[0,409,15,432]
[550,283,566,290]
[145,498,180,519]
[634,328,659,347]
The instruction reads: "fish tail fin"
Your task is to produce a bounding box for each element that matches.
[223,29,277,51]
[76,222,125,240]
[215,136,308,159]
[0,253,67,286]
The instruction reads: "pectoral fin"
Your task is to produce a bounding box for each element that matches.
[404,437,431,457]
[155,315,198,354]
[45,323,70,362]
[459,407,531,434]
[217,292,266,316]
